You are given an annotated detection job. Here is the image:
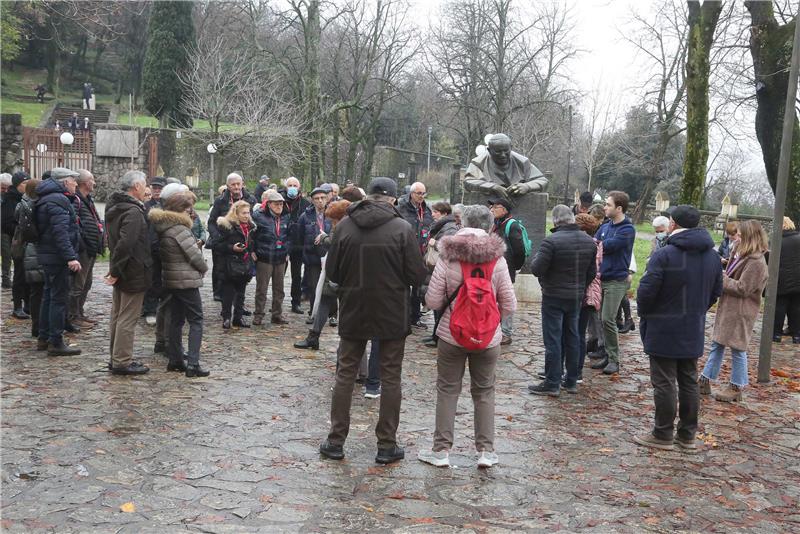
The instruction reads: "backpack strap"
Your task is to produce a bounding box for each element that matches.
[503,218,517,237]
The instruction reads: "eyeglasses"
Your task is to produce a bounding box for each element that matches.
[412,191,427,197]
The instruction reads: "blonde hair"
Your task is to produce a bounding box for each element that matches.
[725,221,738,236]
[784,216,796,231]
[224,200,251,225]
[735,220,768,258]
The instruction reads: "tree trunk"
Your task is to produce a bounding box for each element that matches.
[303,0,322,185]
[745,2,800,222]
[331,110,340,183]
[680,1,722,207]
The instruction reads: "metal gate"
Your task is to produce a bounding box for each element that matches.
[23,128,92,179]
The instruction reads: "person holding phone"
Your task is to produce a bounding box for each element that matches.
[213,200,255,329]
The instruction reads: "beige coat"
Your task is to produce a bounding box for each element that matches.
[712,253,768,351]
[148,208,208,289]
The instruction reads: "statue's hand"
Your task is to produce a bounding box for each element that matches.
[507,182,532,196]
[482,182,511,201]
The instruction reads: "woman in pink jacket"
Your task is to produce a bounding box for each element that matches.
[419,205,517,469]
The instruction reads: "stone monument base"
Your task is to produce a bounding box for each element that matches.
[514,273,541,303]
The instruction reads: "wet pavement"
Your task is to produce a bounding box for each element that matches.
[1,256,799,532]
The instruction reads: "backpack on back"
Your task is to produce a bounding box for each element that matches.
[449,258,501,350]
[15,199,39,244]
[504,218,532,260]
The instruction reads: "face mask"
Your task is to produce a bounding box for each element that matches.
[287,186,298,198]
[656,232,667,239]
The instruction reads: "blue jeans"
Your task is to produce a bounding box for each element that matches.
[542,296,581,388]
[701,341,748,387]
[39,263,70,345]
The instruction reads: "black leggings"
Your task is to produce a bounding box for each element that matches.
[221,277,248,321]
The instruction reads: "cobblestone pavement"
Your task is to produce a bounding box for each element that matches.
[2,255,799,533]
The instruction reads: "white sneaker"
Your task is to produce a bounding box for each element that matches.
[417,449,450,467]
[477,451,499,468]
[364,388,381,399]
[145,315,156,326]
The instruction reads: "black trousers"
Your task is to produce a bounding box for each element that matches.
[28,282,43,337]
[617,295,631,323]
[168,288,203,366]
[211,250,223,298]
[305,263,322,315]
[289,252,303,307]
[648,355,698,442]
[12,255,29,309]
[775,293,800,337]
[221,276,248,321]
[142,258,163,315]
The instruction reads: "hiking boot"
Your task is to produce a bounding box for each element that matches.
[319,440,344,460]
[477,451,499,468]
[417,449,450,467]
[47,342,81,356]
[375,445,405,465]
[674,436,698,454]
[714,384,743,403]
[633,433,674,451]
[528,382,560,397]
[698,375,711,395]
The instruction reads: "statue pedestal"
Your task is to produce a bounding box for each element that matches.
[461,190,548,303]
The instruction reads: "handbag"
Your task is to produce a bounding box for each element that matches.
[424,238,439,270]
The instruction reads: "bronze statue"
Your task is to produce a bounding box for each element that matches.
[463,133,548,200]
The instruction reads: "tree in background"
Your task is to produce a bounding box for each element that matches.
[0,6,23,63]
[680,0,723,207]
[142,1,195,128]
[745,1,800,223]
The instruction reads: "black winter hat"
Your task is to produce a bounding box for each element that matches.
[487,197,513,212]
[12,171,30,188]
[667,205,701,229]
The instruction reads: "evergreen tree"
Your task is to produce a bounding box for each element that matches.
[142,1,195,128]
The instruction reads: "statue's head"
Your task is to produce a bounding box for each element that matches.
[487,134,512,166]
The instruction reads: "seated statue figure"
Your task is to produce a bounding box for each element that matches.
[463,133,548,200]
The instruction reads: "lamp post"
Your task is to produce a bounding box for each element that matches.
[207,143,217,202]
[59,131,74,167]
[427,125,433,174]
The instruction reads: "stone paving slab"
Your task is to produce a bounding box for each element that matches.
[1,254,799,532]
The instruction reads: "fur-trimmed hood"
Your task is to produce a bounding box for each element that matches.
[216,216,256,231]
[148,208,192,233]
[438,227,506,264]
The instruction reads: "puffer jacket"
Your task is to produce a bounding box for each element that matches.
[33,178,81,265]
[530,223,597,301]
[425,228,517,348]
[252,203,291,264]
[148,208,208,289]
[777,229,800,295]
[105,191,152,293]
[297,204,332,267]
[24,242,44,284]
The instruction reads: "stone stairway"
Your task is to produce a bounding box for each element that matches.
[49,105,111,130]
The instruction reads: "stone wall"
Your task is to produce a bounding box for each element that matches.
[1,114,24,173]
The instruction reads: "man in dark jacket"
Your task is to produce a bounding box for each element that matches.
[141,176,167,321]
[5,171,31,317]
[528,205,597,396]
[69,169,104,327]
[488,197,526,345]
[207,173,257,301]
[280,176,311,313]
[774,217,800,343]
[397,181,433,328]
[634,205,723,452]
[105,170,152,375]
[297,187,332,321]
[320,177,427,465]
[34,168,83,356]
[254,175,270,203]
[252,189,292,325]
[592,190,636,375]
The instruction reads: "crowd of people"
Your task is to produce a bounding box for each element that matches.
[1,166,798,466]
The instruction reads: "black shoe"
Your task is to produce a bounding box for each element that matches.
[528,382,560,397]
[561,381,578,394]
[167,361,187,372]
[222,319,232,329]
[793,336,800,344]
[773,334,782,342]
[329,316,338,327]
[590,356,609,369]
[11,308,30,319]
[232,319,250,328]
[213,294,223,302]
[36,339,49,351]
[375,445,405,464]
[242,309,252,316]
[602,361,620,375]
[320,440,345,460]
[588,349,607,360]
[619,319,635,334]
[586,339,598,354]
[185,365,210,378]
[111,363,150,375]
[153,341,166,354]
[294,332,320,350]
[64,323,81,334]
[291,304,303,314]
[1,279,10,289]
[355,375,367,384]
[305,315,314,325]
[411,320,427,329]
[47,342,81,356]
[109,360,146,371]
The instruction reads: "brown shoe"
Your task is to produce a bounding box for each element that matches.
[272,316,289,325]
[500,336,512,346]
[714,384,743,403]
[72,318,94,328]
[80,315,99,324]
[633,433,674,451]
[251,316,263,326]
[698,375,711,395]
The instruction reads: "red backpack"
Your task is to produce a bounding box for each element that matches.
[449,258,501,350]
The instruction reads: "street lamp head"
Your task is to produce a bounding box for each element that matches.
[60,132,74,145]
[207,143,217,154]
[427,125,433,134]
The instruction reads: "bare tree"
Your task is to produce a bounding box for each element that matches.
[578,85,621,193]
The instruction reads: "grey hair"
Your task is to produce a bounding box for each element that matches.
[652,215,670,229]
[77,169,93,183]
[462,204,493,232]
[552,204,575,227]
[410,181,426,193]
[119,170,147,191]
[226,173,243,184]
[0,173,11,186]
[452,203,465,216]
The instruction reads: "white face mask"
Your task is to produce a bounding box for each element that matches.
[656,231,667,239]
